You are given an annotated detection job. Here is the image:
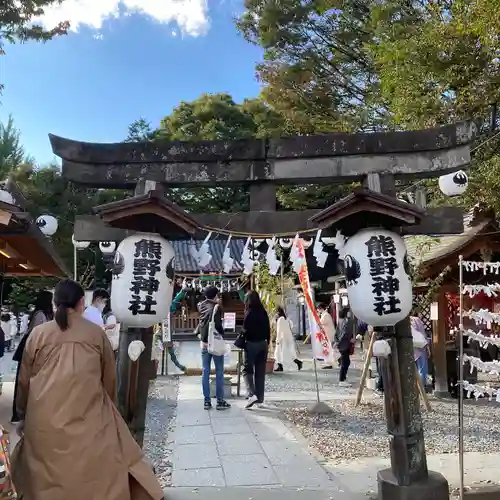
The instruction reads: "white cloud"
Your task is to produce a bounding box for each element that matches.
[37,0,209,37]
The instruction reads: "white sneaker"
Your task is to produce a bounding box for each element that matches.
[245,395,258,409]
[338,381,351,387]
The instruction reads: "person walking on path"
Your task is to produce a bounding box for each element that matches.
[274,306,302,372]
[411,313,429,389]
[12,290,53,423]
[166,279,190,372]
[102,302,119,351]
[1,314,12,353]
[334,307,354,387]
[83,289,111,328]
[243,291,271,409]
[11,279,164,500]
[197,286,231,411]
[317,303,335,369]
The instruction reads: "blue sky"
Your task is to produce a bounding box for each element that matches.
[0,1,262,164]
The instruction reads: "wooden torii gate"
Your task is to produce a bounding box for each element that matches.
[51,121,477,500]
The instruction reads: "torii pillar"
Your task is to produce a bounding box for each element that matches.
[311,188,449,500]
[95,180,200,446]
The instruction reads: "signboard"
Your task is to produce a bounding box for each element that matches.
[223,312,236,331]
[162,314,171,343]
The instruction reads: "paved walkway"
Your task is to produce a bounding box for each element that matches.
[171,377,344,491]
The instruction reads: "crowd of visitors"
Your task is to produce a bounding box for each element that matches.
[0,276,431,499]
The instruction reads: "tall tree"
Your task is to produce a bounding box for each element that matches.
[236,0,388,134]
[0,115,34,179]
[368,0,500,129]
[0,0,69,91]
[365,0,500,215]
[125,118,158,142]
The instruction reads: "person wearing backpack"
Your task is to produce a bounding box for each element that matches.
[197,286,231,411]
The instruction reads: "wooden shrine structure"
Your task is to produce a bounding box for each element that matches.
[408,208,500,396]
[0,179,69,278]
[51,121,479,500]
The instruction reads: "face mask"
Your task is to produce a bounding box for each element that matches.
[97,302,105,312]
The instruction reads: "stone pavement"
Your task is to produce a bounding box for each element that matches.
[171,376,348,493]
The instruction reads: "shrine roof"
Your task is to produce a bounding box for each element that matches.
[406,207,496,273]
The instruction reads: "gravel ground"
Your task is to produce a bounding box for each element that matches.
[279,397,500,463]
[265,363,363,394]
[143,376,179,487]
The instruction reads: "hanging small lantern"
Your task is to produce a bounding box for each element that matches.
[341,228,412,327]
[99,241,117,254]
[278,238,293,249]
[111,233,175,328]
[438,170,468,197]
[36,215,58,236]
[72,234,90,250]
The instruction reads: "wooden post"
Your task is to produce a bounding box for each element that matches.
[130,327,154,447]
[378,319,429,486]
[355,330,376,405]
[116,326,141,419]
[115,179,159,445]
[433,290,449,396]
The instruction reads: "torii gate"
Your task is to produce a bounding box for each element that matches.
[51,121,477,500]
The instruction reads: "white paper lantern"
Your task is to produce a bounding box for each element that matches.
[36,215,58,236]
[99,241,117,254]
[72,235,90,250]
[341,228,412,327]
[111,233,175,328]
[373,339,391,358]
[438,170,468,196]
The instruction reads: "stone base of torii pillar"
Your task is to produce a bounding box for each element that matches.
[376,321,449,500]
[377,470,449,500]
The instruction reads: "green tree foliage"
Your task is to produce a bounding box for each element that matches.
[0,0,69,91]
[0,115,34,179]
[369,0,500,129]
[0,116,129,306]
[125,118,158,142]
[366,0,500,215]
[236,0,388,133]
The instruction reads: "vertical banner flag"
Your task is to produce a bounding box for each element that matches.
[293,238,334,364]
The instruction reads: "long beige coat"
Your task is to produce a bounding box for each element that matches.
[11,313,164,500]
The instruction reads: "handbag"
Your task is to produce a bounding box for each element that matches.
[0,428,16,499]
[207,305,228,356]
[412,327,428,349]
[234,333,246,350]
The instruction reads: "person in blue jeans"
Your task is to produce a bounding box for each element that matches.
[197,286,231,411]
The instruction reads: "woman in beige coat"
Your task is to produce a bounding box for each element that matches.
[12,279,164,500]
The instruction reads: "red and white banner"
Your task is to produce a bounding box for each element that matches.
[293,238,334,363]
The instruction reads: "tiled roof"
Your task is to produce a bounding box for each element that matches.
[405,212,493,268]
[172,239,245,274]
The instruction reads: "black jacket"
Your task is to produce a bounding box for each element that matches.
[197,299,224,343]
[242,307,270,343]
